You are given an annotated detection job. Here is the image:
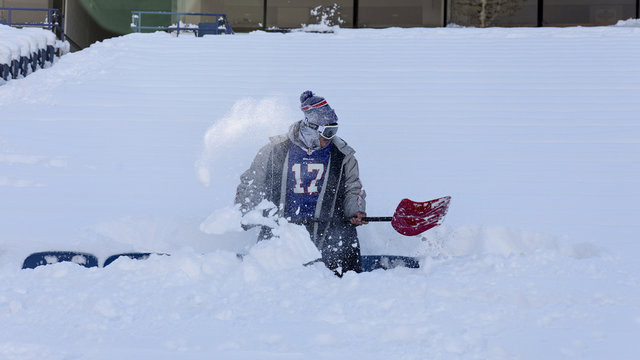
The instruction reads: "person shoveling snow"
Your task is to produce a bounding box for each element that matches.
[235,90,367,276]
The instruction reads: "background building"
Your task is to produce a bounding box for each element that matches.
[2,0,639,51]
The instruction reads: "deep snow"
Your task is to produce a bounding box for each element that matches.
[0,24,639,359]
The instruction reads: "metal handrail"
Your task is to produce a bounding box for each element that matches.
[131,11,233,36]
[0,7,64,40]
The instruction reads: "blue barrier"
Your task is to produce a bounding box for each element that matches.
[131,11,233,36]
[0,7,64,40]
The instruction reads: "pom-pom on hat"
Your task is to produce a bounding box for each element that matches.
[300,90,338,126]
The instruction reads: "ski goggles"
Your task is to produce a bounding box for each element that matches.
[306,121,339,139]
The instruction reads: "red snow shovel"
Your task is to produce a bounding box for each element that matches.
[361,196,451,236]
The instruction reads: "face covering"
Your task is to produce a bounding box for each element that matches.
[298,123,321,152]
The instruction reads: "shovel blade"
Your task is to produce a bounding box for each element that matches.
[391,196,451,236]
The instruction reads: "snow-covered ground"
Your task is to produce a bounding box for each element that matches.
[1,23,639,359]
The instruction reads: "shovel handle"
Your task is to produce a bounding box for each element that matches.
[339,216,391,223]
[361,216,392,222]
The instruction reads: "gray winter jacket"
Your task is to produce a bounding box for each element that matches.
[235,121,366,220]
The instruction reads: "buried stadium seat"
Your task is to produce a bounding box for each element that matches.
[0,25,53,80]
[38,48,45,67]
[1,63,9,81]
[10,59,19,79]
[24,28,48,68]
[0,44,10,80]
[30,51,38,72]
[22,251,99,269]
[19,55,29,77]
[46,44,55,63]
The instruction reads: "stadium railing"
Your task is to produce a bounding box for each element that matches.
[130,11,234,36]
[0,7,64,40]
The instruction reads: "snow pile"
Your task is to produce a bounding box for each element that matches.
[1,25,639,359]
[243,221,321,272]
[200,201,322,270]
[615,18,640,27]
[0,25,36,58]
[0,39,14,64]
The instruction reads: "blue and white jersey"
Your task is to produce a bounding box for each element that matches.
[284,142,332,220]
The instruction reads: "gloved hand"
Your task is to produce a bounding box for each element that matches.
[350,211,368,226]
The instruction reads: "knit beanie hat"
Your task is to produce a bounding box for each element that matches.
[300,90,338,126]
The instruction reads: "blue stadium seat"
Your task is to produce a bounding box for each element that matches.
[19,55,29,76]
[103,252,168,267]
[22,251,99,269]
[1,64,9,80]
[197,22,219,36]
[10,59,19,79]
[30,52,38,72]
[46,44,55,63]
[360,255,420,271]
[38,48,45,68]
